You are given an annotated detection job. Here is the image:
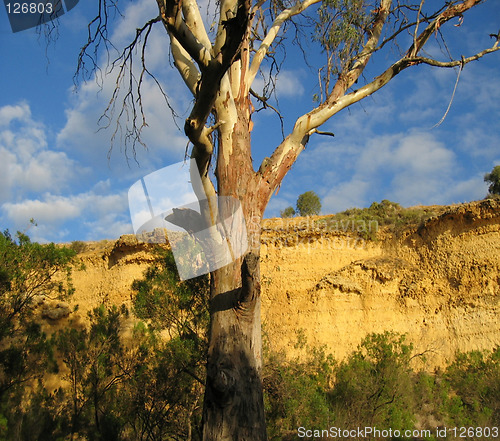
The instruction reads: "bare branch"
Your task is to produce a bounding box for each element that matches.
[249,88,285,138]
[74,0,122,85]
[407,45,500,67]
[248,0,321,90]
[310,129,335,137]
[432,60,464,128]
[96,16,181,162]
[412,0,425,52]
[371,5,446,56]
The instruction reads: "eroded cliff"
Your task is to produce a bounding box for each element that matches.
[54,199,500,368]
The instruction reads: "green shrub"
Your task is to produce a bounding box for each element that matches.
[321,200,438,240]
[444,348,500,429]
[263,335,334,440]
[280,206,296,218]
[484,165,500,195]
[330,332,416,432]
[69,240,87,254]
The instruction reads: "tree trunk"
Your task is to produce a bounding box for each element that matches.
[202,248,266,440]
[202,95,268,440]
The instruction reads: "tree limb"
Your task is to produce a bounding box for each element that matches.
[170,35,201,96]
[407,46,500,67]
[406,0,483,58]
[213,0,238,57]
[326,0,392,105]
[157,0,212,70]
[182,0,212,51]
[296,41,499,142]
[247,0,321,90]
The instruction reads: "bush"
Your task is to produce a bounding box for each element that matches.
[330,332,416,432]
[280,206,296,218]
[263,333,334,440]
[0,231,76,439]
[69,240,87,254]
[318,199,438,240]
[444,348,500,428]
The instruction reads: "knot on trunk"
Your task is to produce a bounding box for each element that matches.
[207,357,238,407]
[239,252,261,306]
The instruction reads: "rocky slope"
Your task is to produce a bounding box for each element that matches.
[49,199,500,369]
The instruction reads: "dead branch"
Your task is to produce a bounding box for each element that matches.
[96,16,182,162]
[249,88,285,138]
[74,0,123,86]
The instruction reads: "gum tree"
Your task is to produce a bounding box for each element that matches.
[75,1,499,439]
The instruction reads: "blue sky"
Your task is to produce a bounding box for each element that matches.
[0,0,499,243]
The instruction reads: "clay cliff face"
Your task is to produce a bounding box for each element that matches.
[60,199,500,368]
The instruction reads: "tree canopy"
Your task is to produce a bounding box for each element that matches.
[296,191,322,216]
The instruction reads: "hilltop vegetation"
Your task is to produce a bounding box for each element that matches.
[316,199,442,240]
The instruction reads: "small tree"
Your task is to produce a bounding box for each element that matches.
[0,231,75,398]
[0,230,76,437]
[296,191,322,217]
[330,332,415,431]
[280,207,296,218]
[484,165,500,195]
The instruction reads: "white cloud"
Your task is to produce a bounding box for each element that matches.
[3,196,81,225]
[57,1,189,177]
[0,102,31,127]
[2,188,132,242]
[310,130,463,213]
[0,102,80,203]
[252,69,306,101]
[275,70,305,98]
[323,179,371,213]
[442,175,488,203]
[458,64,500,114]
[0,101,135,242]
[353,132,456,206]
[265,191,297,218]
[83,215,133,241]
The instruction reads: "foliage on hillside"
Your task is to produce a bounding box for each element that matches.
[264,332,500,441]
[317,199,441,240]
